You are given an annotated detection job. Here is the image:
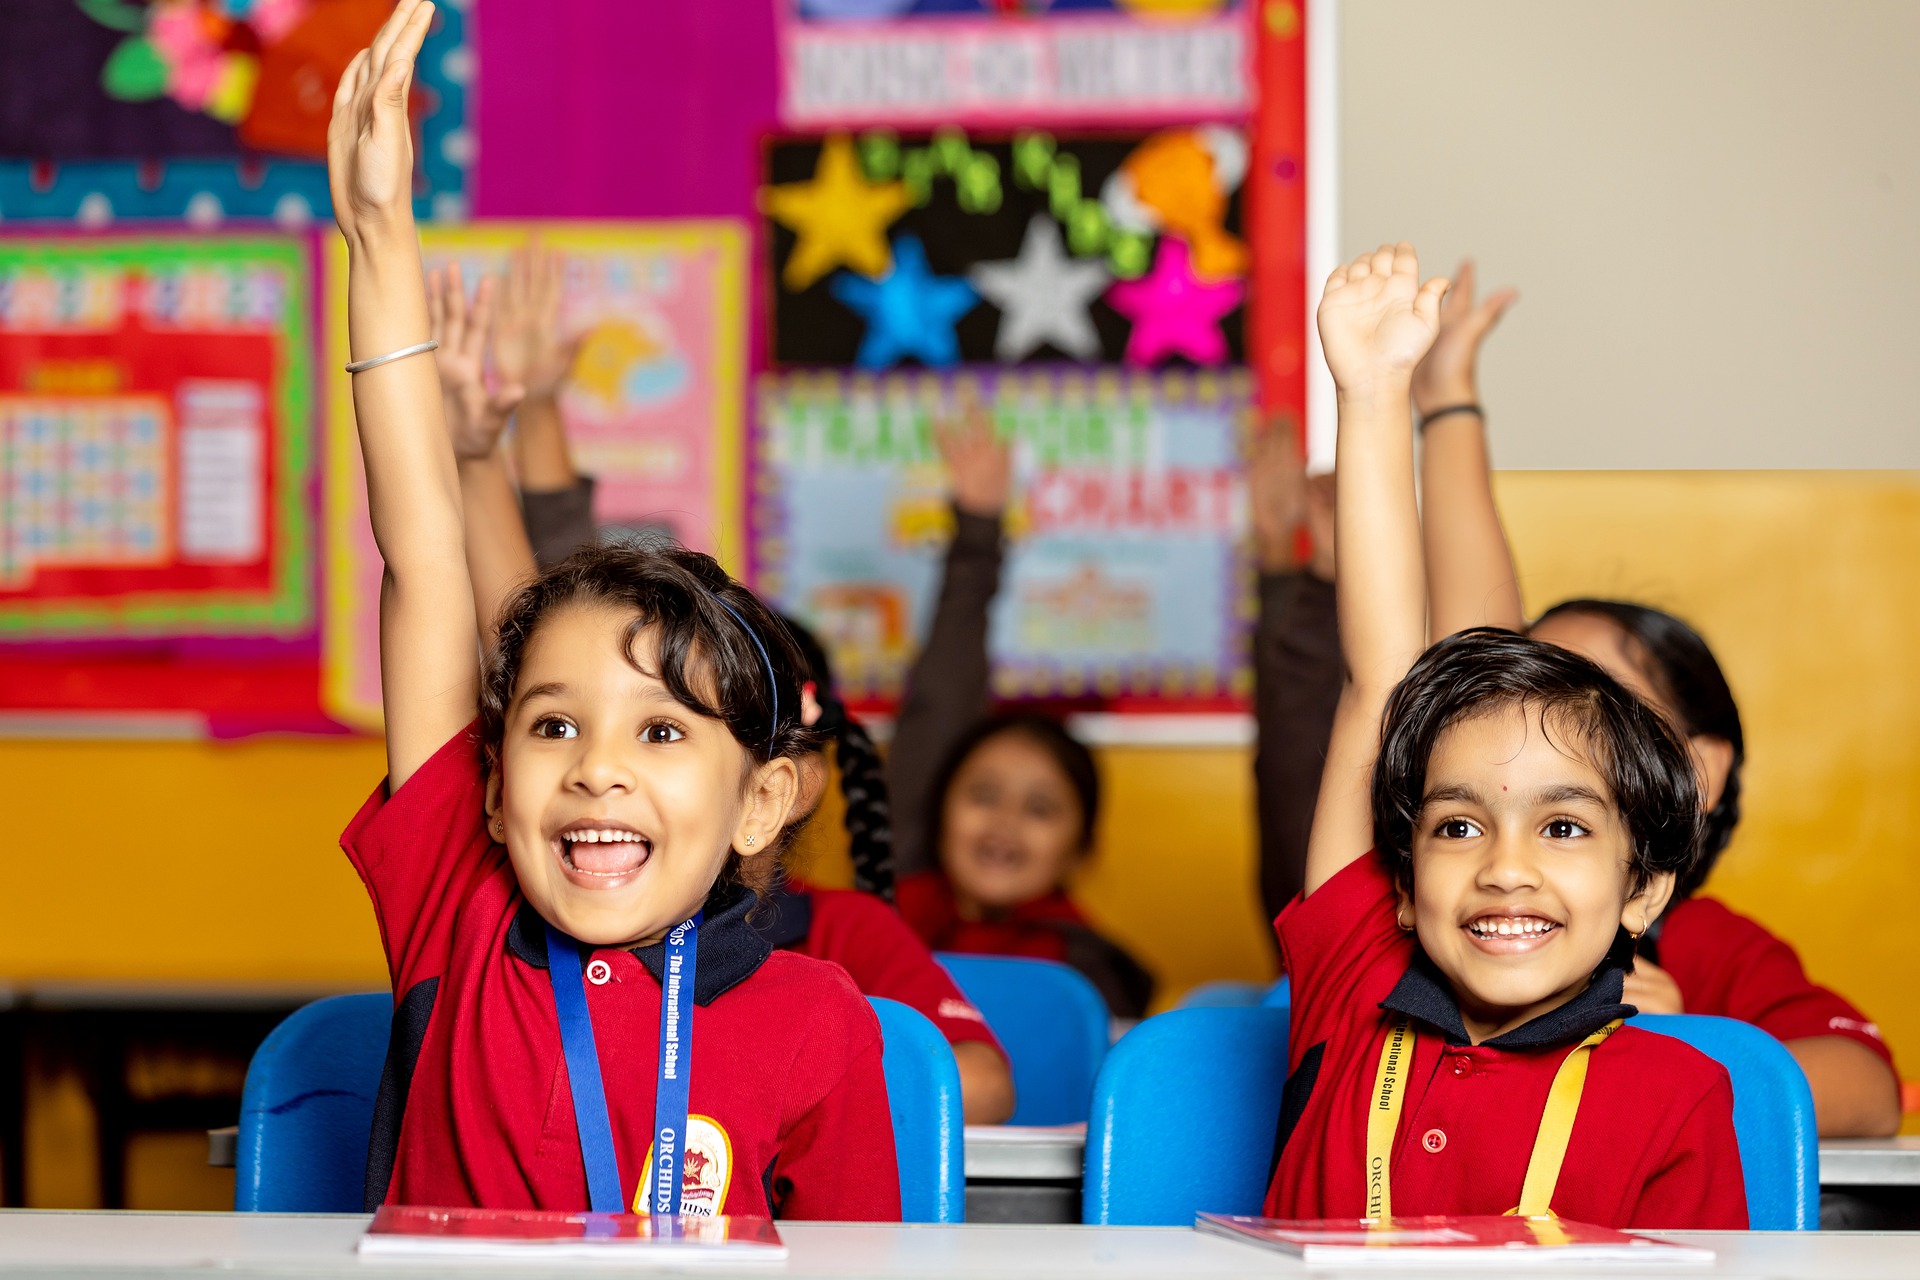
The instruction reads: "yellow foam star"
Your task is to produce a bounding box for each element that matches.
[765,134,913,291]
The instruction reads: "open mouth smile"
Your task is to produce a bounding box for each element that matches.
[1463,912,1562,954]
[551,820,653,888]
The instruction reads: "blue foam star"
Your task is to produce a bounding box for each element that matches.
[830,235,980,369]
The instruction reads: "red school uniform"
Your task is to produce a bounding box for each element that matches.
[1652,896,1896,1067]
[341,725,901,1221]
[895,870,1155,1018]
[1264,853,1748,1229]
[754,883,1005,1058]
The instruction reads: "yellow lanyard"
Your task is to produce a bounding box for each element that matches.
[1365,1014,1623,1221]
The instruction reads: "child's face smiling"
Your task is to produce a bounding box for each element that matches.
[488,602,785,948]
[1404,702,1674,1043]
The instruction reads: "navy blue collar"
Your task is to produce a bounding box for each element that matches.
[1380,945,1636,1050]
[749,884,814,950]
[506,884,770,1006]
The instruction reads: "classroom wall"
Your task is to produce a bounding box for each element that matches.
[4,474,1915,1087]
[1340,0,1920,469]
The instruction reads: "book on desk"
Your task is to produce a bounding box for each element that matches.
[1196,1213,1714,1268]
[359,1206,787,1263]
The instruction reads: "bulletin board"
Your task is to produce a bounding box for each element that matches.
[765,128,1249,371]
[0,0,469,225]
[753,366,1253,710]
[0,235,313,638]
[323,222,748,730]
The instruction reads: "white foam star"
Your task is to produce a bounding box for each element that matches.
[969,216,1111,362]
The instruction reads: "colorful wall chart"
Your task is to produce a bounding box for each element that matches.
[0,235,313,640]
[0,0,469,224]
[324,222,747,729]
[778,1,1251,129]
[753,367,1252,709]
[766,128,1247,370]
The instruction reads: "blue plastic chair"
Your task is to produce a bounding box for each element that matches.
[936,952,1110,1125]
[236,992,964,1222]
[867,997,966,1223]
[1261,977,1291,1010]
[1082,1006,1290,1225]
[235,992,390,1212]
[1177,981,1268,1008]
[1633,1012,1818,1230]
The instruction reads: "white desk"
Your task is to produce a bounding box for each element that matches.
[1821,1138,1920,1187]
[0,1213,1915,1279]
[962,1125,1084,1181]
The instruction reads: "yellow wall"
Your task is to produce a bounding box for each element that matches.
[1,473,1914,1077]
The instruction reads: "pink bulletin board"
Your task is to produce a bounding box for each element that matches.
[322,222,747,730]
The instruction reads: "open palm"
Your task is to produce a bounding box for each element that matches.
[326,0,435,241]
[1316,243,1449,393]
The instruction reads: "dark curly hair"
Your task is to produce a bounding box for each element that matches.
[778,613,895,901]
[1373,629,1705,915]
[1532,600,1744,900]
[477,541,820,898]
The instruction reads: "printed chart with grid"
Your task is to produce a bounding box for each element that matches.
[0,395,170,589]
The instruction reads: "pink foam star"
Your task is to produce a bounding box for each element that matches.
[1104,238,1244,366]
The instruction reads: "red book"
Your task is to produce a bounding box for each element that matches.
[359,1206,787,1264]
[1196,1214,1714,1269]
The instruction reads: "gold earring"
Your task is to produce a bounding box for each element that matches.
[1394,907,1414,932]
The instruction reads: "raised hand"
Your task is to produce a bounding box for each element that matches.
[1316,243,1449,398]
[935,402,1012,519]
[428,262,525,461]
[493,246,581,403]
[1412,259,1517,416]
[327,0,434,245]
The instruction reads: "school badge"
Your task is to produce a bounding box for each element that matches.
[636,1115,733,1216]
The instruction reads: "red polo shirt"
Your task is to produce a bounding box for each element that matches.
[1656,896,1895,1067]
[1264,853,1747,1229]
[760,883,1004,1058]
[341,725,901,1221]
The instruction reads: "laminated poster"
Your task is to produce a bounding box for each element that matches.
[753,366,1253,710]
[0,234,313,641]
[324,222,747,730]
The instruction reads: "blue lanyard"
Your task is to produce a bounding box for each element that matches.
[545,913,700,1216]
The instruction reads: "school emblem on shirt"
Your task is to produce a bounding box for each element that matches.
[635,1114,733,1216]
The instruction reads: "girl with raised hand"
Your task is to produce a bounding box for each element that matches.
[328,3,899,1219]
[1265,244,1745,1228]
[888,411,1155,1020]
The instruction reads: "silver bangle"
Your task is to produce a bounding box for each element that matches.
[344,339,439,374]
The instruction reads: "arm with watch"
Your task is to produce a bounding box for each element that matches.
[1414,260,1526,639]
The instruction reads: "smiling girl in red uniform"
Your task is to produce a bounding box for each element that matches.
[1266,244,1745,1228]
[326,5,897,1220]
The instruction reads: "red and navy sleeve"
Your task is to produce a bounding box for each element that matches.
[339,721,504,993]
[1275,851,1417,1072]
[769,970,902,1222]
[1662,897,1895,1068]
[806,890,1005,1056]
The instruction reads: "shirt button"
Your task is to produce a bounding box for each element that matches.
[1422,1129,1447,1154]
[1452,1059,1470,1077]
[585,958,613,986]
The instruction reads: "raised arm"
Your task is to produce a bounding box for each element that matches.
[1305,244,1448,895]
[328,0,477,788]
[1413,260,1524,637]
[887,407,1011,878]
[428,263,535,643]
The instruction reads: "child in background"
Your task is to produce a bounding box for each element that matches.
[1267,243,1744,1227]
[889,414,1155,1019]
[1255,259,1902,1137]
[330,3,898,1218]
[432,228,1016,1129]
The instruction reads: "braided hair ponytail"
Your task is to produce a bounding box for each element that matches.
[778,614,896,901]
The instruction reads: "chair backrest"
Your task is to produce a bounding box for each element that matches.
[936,952,1110,1125]
[1260,977,1291,1010]
[236,992,391,1212]
[236,992,964,1222]
[867,997,966,1223]
[1082,1006,1289,1225]
[1177,981,1269,1008]
[1632,1013,1818,1230]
